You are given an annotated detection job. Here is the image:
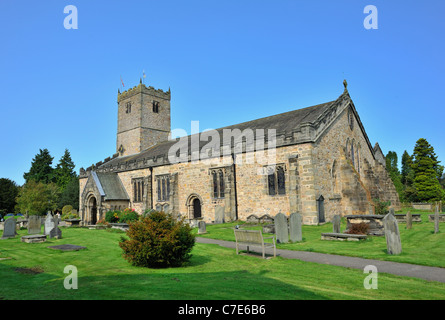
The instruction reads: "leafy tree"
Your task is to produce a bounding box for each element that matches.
[58,176,79,210]
[0,178,20,215]
[411,138,445,202]
[23,149,54,184]
[54,149,77,191]
[401,150,417,202]
[385,151,405,202]
[16,180,60,215]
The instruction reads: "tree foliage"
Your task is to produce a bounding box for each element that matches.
[411,138,445,202]
[54,149,77,191]
[0,178,20,215]
[15,180,60,215]
[385,151,405,202]
[23,148,54,184]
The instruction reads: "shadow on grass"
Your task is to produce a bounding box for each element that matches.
[0,261,327,300]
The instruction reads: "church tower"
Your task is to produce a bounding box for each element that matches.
[116,80,171,157]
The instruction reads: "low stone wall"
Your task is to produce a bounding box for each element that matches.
[394,214,422,223]
[412,203,432,211]
[428,214,445,222]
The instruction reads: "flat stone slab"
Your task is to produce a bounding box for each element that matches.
[321,233,367,241]
[47,244,87,251]
[21,235,47,243]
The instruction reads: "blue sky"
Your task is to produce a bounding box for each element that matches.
[1,0,444,185]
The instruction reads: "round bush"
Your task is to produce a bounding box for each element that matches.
[119,211,195,268]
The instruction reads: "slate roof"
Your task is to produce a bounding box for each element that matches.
[97,100,336,170]
[93,172,129,200]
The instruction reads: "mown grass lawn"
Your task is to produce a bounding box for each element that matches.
[0,225,445,300]
[197,210,445,268]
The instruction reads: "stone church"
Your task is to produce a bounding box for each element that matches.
[79,79,400,225]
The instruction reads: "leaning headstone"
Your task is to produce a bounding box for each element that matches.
[332,215,341,233]
[198,221,207,234]
[1,218,17,239]
[274,213,289,244]
[383,213,402,255]
[289,213,302,242]
[406,211,412,230]
[48,216,62,239]
[434,205,440,234]
[27,215,41,235]
[214,206,224,224]
[44,213,55,236]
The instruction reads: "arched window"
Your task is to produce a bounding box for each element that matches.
[267,165,286,196]
[219,170,225,198]
[210,169,225,199]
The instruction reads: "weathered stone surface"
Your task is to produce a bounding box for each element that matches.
[1,218,17,239]
[44,214,55,236]
[274,213,289,244]
[289,213,302,242]
[198,221,206,234]
[434,206,440,234]
[214,206,224,224]
[345,215,385,236]
[332,214,341,233]
[246,215,259,223]
[383,213,402,255]
[21,235,47,243]
[47,244,87,251]
[406,211,412,230]
[321,233,367,241]
[28,215,41,235]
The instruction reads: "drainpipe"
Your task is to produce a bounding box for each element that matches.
[232,153,239,220]
[149,167,153,210]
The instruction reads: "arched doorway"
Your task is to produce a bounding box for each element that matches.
[89,196,97,225]
[193,198,201,218]
[186,194,203,220]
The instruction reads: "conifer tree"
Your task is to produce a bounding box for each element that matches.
[411,138,445,202]
[54,149,77,191]
[23,149,54,184]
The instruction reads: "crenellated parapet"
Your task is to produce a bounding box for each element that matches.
[117,81,171,103]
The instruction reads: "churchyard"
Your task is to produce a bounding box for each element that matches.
[0,209,445,300]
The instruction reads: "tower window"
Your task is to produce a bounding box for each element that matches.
[126,102,132,114]
[153,101,160,113]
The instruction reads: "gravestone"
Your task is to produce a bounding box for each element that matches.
[434,206,440,234]
[48,216,62,239]
[406,211,412,230]
[274,213,289,244]
[383,213,402,255]
[214,206,224,224]
[198,221,206,234]
[44,213,55,236]
[332,215,341,233]
[289,213,302,242]
[27,215,41,235]
[1,218,17,239]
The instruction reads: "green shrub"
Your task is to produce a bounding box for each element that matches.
[105,210,120,223]
[62,205,73,216]
[373,198,391,215]
[119,208,139,223]
[105,208,139,223]
[119,211,195,268]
